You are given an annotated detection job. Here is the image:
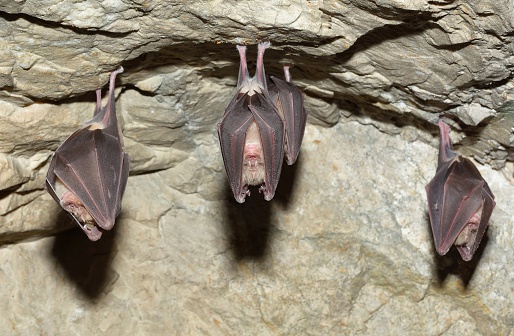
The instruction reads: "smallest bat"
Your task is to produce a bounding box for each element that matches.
[426,120,495,261]
[45,67,130,241]
[268,65,307,165]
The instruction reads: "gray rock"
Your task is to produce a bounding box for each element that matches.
[1,0,514,334]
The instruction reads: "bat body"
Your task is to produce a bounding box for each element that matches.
[218,42,306,203]
[45,67,130,241]
[426,120,495,261]
[268,66,307,165]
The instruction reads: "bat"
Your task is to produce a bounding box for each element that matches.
[267,65,307,165]
[425,120,495,261]
[45,67,130,241]
[217,42,285,203]
[218,42,307,203]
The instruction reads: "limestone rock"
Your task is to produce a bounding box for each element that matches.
[1,0,514,334]
[1,123,513,334]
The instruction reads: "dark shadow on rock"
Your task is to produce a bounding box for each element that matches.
[275,155,302,210]
[427,210,488,289]
[222,183,273,262]
[432,236,488,289]
[221,155,303,261]
[50,211,118,301]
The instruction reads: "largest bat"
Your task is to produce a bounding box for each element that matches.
[218,42,307,203]
[426,120,495,261]
[45,67,130,241]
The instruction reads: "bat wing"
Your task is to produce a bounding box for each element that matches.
[218,94,255,203]
[117,152,130,215]
[48,127,127,229]
[248,92,285,201]
[268,75,306,165]
[426,155,495,261]
[217,92,285,203]
[456,178,494,261]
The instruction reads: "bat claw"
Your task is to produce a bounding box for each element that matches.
[258,41,271,49]
[258,184,273,201]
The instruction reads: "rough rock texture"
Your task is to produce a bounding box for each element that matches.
[1,1,514,334]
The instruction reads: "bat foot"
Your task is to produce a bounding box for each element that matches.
[258,41,271,49]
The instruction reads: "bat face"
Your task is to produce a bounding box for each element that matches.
[218,42,307,203]
[425,120,495,261]
[45,67,130,241]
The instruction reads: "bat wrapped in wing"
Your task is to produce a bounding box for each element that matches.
[45,67,130,241]
[267,65,307,165]
[426,120,495,261]
[218,42,306,203]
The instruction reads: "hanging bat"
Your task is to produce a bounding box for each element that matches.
[425,120,495,261]
[218,42,306,203]
[268,65,307,165]
[45,67,130,241]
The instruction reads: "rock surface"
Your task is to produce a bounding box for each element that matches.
[2,122,514,335]
[1,0,514,334]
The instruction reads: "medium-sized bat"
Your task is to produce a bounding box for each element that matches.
[426,120,495,261]
[45,67,130,241]
[218,42,307,203]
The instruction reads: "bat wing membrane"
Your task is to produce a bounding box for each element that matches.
[218,94,255,202]
[269,76,306,165]
[117,153,131,216]
[248,92,285,201]
[448,159,494,260]
[51,127,126,231]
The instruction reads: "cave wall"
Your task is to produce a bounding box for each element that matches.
[1,1,514,334]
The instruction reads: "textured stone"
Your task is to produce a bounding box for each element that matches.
[1,0,514,334]
[1,122,513,334]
